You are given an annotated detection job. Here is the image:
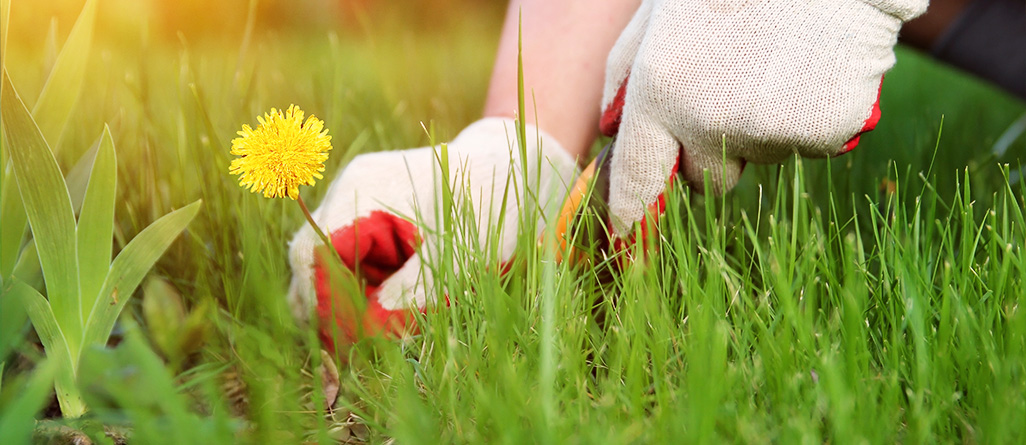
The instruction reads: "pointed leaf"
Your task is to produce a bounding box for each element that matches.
[84,200,202,346]
[31,0,97,150]
[1,70,81,345]
[7,278,85,417]
[78,126,116,319]
[67,142,100,212]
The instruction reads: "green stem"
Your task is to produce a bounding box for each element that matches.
[297,196,341,263]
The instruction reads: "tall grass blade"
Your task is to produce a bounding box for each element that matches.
[9,279,84,417]
[77,126,116,319]
[83,200,202,347]
[0,0,9,69]
[1,70,82,347]
[31,0,97,150]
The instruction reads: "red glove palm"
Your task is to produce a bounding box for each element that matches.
[314,211,421,352]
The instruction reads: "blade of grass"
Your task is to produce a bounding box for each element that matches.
[31,0,97,151]
[83,200,202,347]
[1,70,82,348]
[77,126,116,320]
[0,0,8,69]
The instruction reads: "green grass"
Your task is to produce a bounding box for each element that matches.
[3,2,1026,443]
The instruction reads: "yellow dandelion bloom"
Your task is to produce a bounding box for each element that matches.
[229,105,332,199]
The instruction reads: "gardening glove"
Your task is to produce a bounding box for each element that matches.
[600,0,928,236]
[287,117,578,348]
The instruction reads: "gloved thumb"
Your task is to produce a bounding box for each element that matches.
[607,109,680,237]
[314,211,427,351]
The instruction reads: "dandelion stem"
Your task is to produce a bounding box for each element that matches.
[297,195,342,263]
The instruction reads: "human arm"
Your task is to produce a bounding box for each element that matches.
[484,0,641,160]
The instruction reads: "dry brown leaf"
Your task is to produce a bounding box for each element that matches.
[320,349,340,410]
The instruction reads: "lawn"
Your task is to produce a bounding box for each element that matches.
[2,0,1025,443]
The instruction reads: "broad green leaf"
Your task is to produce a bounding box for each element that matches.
[1,70,82,347]
[78,126,116,319]
[8,279,85,418]
[31,0,97,151]
[0,359,57,442]
[84,200,202,347]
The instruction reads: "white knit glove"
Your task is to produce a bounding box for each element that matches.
[287,118,577,344]
[600,0,928,235]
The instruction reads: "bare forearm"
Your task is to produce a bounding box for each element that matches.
[483,0,641,160]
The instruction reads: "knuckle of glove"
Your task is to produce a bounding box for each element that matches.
[858,0,929,22]
[636,0,899,162]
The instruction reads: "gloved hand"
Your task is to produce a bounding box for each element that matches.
[600,0,928,235]
[287,118,578,350]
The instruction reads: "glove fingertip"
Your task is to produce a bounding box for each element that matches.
[679,148,745,196]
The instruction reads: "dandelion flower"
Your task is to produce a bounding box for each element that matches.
[230,105,332,199]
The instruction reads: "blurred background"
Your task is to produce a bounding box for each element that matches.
[4,0,508,147]
[6,0,506,45]
[5,0,1025,316]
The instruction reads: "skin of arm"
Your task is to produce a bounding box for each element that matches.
[483,0,642,161]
